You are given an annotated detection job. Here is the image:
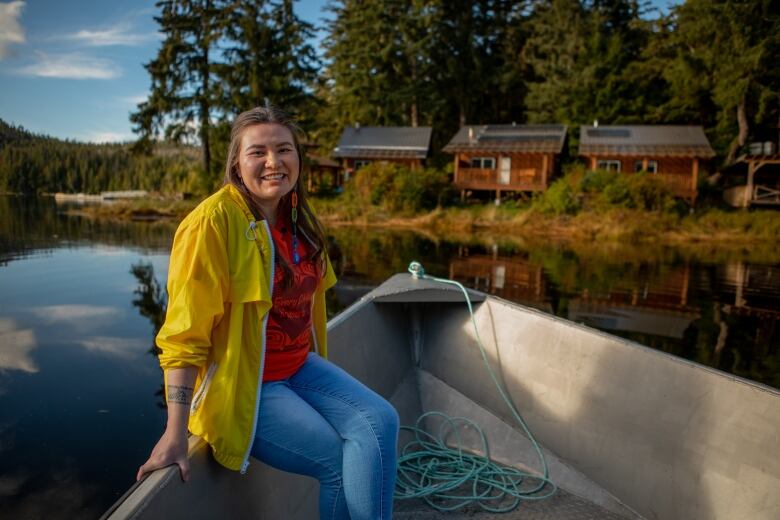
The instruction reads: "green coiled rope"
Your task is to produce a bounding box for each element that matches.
[393,262,557,513]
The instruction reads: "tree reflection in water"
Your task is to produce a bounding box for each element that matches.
[130,261,168,408]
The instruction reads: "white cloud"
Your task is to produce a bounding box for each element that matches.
[77,336,148,359]
[29,305,122,337]
[119,94,148,106]
[65,23,158,47]
[87,131,133,143]
[0,1,25,59]
[0,318,37,373]
[31,304,121,322]
[17,51,120,80]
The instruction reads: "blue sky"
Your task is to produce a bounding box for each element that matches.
[0,0,677,143]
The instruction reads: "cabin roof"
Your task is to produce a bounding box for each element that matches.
[442,124,567,154]
[307,154,340,168]
[333,126,432,159]
[579,125,716,157]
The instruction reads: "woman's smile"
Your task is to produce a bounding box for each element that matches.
[260,171,288,181]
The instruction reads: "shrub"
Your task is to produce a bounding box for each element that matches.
[580,169,620,194]
[532,178,581,215]
[580,169,675,212]
[627,173,677,211]
[347,162,451,213]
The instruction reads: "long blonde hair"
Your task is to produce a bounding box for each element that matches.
[223,106,327,285]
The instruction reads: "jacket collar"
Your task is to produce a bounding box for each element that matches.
[223,183,257,223]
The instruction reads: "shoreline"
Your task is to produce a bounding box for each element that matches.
[57,196,780,256]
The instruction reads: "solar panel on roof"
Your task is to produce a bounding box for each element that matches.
[479,135,559,142]
[586,129,631,138]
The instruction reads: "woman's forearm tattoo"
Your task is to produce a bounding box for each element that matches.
[167,385,194,405]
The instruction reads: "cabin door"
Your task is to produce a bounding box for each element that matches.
[499,157,511,184]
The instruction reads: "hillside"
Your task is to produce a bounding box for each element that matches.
[0,119,202,195]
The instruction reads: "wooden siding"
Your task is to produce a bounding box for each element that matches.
[585,155,699,201]
[453,152,552,192]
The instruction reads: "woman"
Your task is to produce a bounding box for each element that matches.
[136,106,399,520]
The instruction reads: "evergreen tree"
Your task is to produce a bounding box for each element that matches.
[432,0,527,128]
[321,0,401,130]
[319,0,529,151]
[524,0,649,126]
[523,0,588,124]
[131,0,225,176]
[663,0,780,163]
[0,119,198,195]
[220,0,319,121]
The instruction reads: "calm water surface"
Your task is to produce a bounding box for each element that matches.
[1,195,778,518]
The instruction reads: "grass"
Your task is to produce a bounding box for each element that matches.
[62,184,780,263]
[65,197,200,220]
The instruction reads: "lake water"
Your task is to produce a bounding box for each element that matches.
[1,195,779,518]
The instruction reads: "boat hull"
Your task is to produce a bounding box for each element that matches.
[104,273,780,519]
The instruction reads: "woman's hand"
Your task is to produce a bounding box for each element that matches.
[136,366,198,482]
[136,428,190,482]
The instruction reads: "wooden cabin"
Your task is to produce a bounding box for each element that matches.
[332,125,432,176]
[303,143,341,191]
[442,124,567,202]
[578,125,716,202]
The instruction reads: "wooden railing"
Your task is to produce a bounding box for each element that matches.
[656,173,694,197]
[456,167,546,190]
[457,168,495,184]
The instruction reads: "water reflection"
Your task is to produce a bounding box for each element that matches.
[567,262,699,339]
[321,226,779,389]
[443,243,780,389]
[0,195,176,265]
[129,261,167,409]
[0,317,38,373]
[449,247,552,312]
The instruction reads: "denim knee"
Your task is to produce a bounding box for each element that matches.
[376,399,400,440]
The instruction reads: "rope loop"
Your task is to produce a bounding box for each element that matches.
[394,262,557,512]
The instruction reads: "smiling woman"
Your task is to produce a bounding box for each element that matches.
[136,105,400,520]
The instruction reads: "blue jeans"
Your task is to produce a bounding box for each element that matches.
[250,352,399,519]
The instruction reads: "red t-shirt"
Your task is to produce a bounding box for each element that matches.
[262,217,320,382]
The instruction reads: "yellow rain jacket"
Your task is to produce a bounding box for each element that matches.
[156,183,337,472]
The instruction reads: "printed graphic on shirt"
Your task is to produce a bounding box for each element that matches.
[263,220,322,381]
[266,258,318,351]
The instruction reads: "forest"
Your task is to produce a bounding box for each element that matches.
[1,0,778,195]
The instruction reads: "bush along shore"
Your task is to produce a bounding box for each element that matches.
[63,163,780,250]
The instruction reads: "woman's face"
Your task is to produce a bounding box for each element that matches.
[237,123,300,215]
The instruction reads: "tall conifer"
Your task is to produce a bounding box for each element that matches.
[131,0,224,176]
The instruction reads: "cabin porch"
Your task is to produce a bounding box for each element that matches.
[722,154,780,208]
[453,152,555,202]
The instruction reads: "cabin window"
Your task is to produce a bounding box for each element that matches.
[597,160,621,172]
[647,160,658,173]
[470,157,495,169]
[354,160,372,170]
[634,160,658,173]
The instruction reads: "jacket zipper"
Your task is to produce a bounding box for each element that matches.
[190,362,217,413]
[241,219,274,474]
